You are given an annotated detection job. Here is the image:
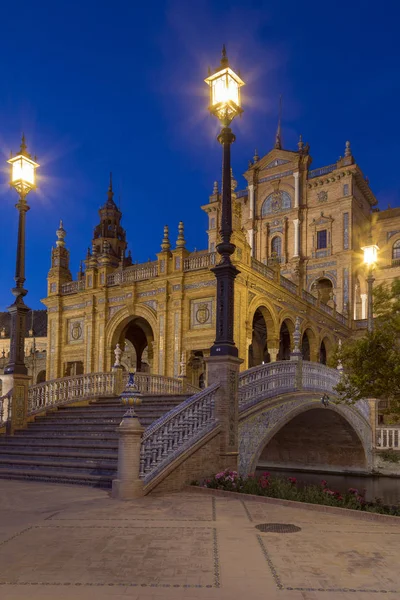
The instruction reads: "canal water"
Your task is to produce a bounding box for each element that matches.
[255,468,400,505]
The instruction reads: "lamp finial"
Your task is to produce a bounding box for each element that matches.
[220,44,229,67]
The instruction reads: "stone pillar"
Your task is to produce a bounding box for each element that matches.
[268,337,280,362]
[247,228,254,256]
[293,172,300,208]
[293,218,300,257]
[11,374,30,433]
[112,411,144,500]
[112,366,124,395]
[205,355,243,471]
[361,293,368,320]
[248,184,254,219]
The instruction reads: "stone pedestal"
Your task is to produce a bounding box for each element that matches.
[10,374,30,434]
[112,412,144,500]
[205,355,243,472]
[112,365,124,395]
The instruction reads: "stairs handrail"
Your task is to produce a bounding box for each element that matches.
[140,383,219,484]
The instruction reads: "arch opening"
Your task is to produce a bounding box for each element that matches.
[301,332,310,361]
[248,308,271,367]
[112,316,154,373]
[312,277,333,305]
[257,408,367,473]
[277,320,292,361]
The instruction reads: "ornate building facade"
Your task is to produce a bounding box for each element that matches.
[40,138,400,388]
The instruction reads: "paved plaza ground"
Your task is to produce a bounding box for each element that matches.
[0,481,399,599]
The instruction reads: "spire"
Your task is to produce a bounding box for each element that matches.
[213,181,219,195]
[297,134,304,152]
[253,149,259,163]
[176,221,186,249]
[344,140,352,158]
[20,133,29,157]
[161,225,171,252]
[274,96,282,150]
[56,219,66,247]
[220,44,229,68]
[104,172,117,208]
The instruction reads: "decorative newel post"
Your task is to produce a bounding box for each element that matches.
[290,316,303,390]
[112,373,144,500]
[112,343,124,395]
[204,48,245,472]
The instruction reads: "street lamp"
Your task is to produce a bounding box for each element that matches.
[4,135,39,376]
[361,240,378,333]
[205,46,245,357]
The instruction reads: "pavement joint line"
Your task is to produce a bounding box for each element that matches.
[240,500,253,522]
[0,527,33,548]
[256,533,400,594]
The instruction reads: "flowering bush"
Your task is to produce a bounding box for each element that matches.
[194,471,400,516]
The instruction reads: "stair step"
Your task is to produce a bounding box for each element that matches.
[0,457,117,474]
[0,468,113,488]
[0,449,117,460]
[1,435,119,444]
[0,441,118,451]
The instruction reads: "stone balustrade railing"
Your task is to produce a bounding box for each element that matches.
[122,372,199,395]
[280,274,298,294]
[308,163,337,179]
[0,389,12,427]
[251,257,275,280]
[301,361,340,392]
[238,361,297,411]
[376,427,400,449]
[61,280,85,295]
[28,372,116,415]
[107,262,158,286]
[139,384,219,484]
[239,360,342,412]
[183,252,216,271]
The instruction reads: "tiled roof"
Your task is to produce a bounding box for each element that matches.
[0,309,47,338]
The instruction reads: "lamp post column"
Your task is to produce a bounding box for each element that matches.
[210,126,239,358]
[367,267,374,333]
[5,192,30,376]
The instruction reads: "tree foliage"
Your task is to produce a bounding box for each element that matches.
[335,278,400,412]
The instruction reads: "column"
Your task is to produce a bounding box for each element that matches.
[361,293,368,320]
[293,218,300,257]
[293,172,300,208]
[247,228,253,255]
[248,184,254,219]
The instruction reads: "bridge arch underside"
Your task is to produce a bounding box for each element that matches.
[239,395,373,477]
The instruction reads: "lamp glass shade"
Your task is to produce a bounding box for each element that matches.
[362,244,378,266]
[8,154,39,193]
[205,66,244,124]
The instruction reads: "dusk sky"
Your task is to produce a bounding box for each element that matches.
[1,0,399,311]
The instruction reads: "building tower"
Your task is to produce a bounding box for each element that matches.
[47,220,72,296]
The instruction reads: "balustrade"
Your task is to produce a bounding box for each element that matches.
[238,362,297,410]
[122,372,199,395]
[308,164,337,179]
[301,361,340,392]
[376,428,400,449]
[60,280,85,295]
[280,275,298,294]
[139,384,218,483]
[183,252,216,271]
[107,263,158,286]
[251,258,275,280]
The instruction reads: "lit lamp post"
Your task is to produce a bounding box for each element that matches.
[361,241,378,333]
[4,136,39,388]
[205,46,245,357]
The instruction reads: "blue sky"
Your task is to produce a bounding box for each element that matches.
[1,0,399,310]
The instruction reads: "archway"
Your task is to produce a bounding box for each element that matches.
[319,340,327,364]
[301,332,310,361]
[277,320,292,360]
[111,316,154,373]
[36,370,46,384]
[248,308,270,367]
[312,277,333,304]
[257,407,367,472]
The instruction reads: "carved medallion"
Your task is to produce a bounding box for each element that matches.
[317,190,328,202]
[71,321,82,340]
[196,303,210,324]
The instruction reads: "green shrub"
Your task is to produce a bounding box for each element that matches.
[380,449,400,463]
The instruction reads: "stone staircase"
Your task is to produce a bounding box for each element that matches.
[0,395,188,488]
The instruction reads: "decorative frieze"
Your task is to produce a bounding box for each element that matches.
[138,287,166,298]
[184,280,216,291]
[142,300,157,311]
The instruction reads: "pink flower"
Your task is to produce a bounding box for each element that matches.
[288,477,297,484]
[348,488,358,495]
[260,479,269,488]
[324,489,335,496]
[321,480,328,487]
[247,474,254,479]
[262,471,270,477]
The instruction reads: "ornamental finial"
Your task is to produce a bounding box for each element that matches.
[213,180,219,194]
[176,221,186,249]
[20,133,28,156]
[298,134,304,152]
[56,220,66,248]
[161,225,171,251]
[253,149,259,163]
[274,96,283,150]
[220,44,229,68]
[344,140,352,157]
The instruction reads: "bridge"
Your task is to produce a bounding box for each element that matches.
[0,361,383,492]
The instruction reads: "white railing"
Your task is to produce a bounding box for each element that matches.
[238,361,297,410]
[376,428,400,449]
[61,280,85,295]
[0,389,12,427]
[107,262,158,286]
[123,372,199,395]
[183,252,216,271]
[140,384,219,484]
[301,361,340,392]
[28,372,116,415]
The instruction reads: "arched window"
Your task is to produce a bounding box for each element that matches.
[393,240,400,260]
[271,236,282,257]
[261,190,291,216]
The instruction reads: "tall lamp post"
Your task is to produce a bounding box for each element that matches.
[205,46,245,357]
[4,136,39,430]
[361,241,378,333]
